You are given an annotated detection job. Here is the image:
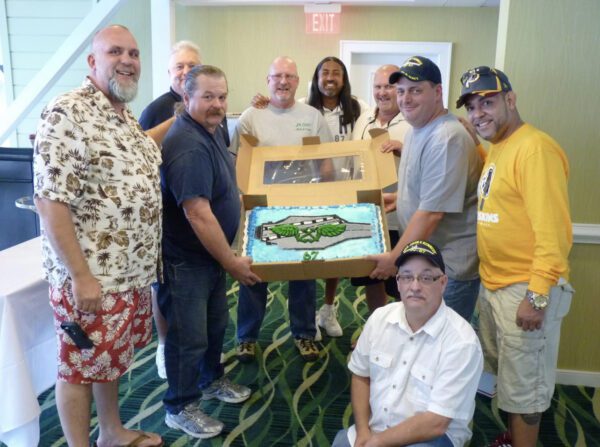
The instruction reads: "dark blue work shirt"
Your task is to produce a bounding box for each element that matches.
[161,111,240,262]
[139,88,181,130]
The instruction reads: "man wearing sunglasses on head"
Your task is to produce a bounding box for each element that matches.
[457,66,574,447]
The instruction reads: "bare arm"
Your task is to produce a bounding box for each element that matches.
[251,93,270,109]
[380,139,403,155]
[183,197,261,285]
[144,116,175,145]
[365,411,451,447]
[368,209,444,279]
[351,374,373,447]
[34,198,102,313]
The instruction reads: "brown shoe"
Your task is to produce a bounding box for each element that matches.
[294,337,319,361]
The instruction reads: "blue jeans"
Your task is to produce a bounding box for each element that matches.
[332,429,453,447]
[157,257,228,414]
[443,277,480,323]
[237,280,316,341]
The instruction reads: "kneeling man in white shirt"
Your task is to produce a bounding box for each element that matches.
[333,240,483,447]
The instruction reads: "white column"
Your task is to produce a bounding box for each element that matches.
[150,0,176,99]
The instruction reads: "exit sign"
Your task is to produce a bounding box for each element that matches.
[304,4,341,35]
[305,12,340,34]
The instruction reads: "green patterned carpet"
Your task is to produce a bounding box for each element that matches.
[31,279,600,446]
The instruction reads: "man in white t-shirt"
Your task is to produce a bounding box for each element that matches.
[332,240,483,447]
[230,56,333,363]
[245,56,368,339]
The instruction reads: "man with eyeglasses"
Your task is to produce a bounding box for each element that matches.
[332,240,483,447]
[369,56,483,323]
[457,66,573,447]
[230,56,332,363]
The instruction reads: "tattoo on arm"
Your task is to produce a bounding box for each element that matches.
[520,412,542,425]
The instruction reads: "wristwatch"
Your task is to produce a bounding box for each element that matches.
[526,290,549,311]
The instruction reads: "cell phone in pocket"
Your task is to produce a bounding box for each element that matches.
[60,321,94,349]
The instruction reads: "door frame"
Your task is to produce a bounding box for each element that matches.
[340,40,453,107]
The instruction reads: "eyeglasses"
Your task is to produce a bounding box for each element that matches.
[396,274,443,285]
[268,73,298,81]
[460,66,493,86]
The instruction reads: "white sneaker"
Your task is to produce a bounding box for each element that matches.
[165,402,224,439]
[315,319,322,342]
[201,377,251,403]
[316,304,343,337]
[156,343,167,379]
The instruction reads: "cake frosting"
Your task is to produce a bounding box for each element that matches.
[242,203,385,263]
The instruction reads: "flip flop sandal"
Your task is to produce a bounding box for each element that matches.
[93,430,164,447]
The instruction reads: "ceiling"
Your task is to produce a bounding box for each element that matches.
[178,0,500,7]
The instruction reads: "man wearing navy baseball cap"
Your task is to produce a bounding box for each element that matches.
[458,66,573,447]
[333,240,483,447]
[388,55,442,86]
[368,55,483,324]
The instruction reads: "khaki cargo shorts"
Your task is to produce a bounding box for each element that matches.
[478,282,573,413]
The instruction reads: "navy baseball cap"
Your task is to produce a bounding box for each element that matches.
[389,56,442,85]
[456,66,512,108]
[395,240,445,273]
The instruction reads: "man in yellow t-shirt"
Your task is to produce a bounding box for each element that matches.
[457,67,574,447]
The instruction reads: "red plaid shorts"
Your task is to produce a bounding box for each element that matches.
[50,282,153,384]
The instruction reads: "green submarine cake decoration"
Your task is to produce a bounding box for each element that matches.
[256,214,371,249]
[242,204,385,263]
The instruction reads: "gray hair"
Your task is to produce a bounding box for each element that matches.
[183,65,227,97]
[171,40,201,59]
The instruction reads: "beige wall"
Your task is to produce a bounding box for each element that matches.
[174,5,498,114]
[112,0,153,117]
[503,0,600,224]
[499,0,600,372]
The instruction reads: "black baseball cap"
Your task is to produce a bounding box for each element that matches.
[389,56,442,85]
[456,66,512,108]
[395,240,445,273]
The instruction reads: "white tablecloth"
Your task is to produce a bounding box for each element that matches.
[0,237,56,447]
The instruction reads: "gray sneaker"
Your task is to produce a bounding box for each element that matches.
[202,377,251,404]
[165,402,223,439]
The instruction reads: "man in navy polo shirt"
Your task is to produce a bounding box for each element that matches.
[158,64,261,439]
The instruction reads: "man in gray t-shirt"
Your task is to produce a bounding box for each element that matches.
[231,56,333,363]
[369,56,482,321]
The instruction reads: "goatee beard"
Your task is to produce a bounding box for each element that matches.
[108,76,138,103]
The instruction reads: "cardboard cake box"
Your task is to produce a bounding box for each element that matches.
[235,130,397,282]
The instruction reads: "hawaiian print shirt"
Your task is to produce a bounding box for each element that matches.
[34,78,162,293]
